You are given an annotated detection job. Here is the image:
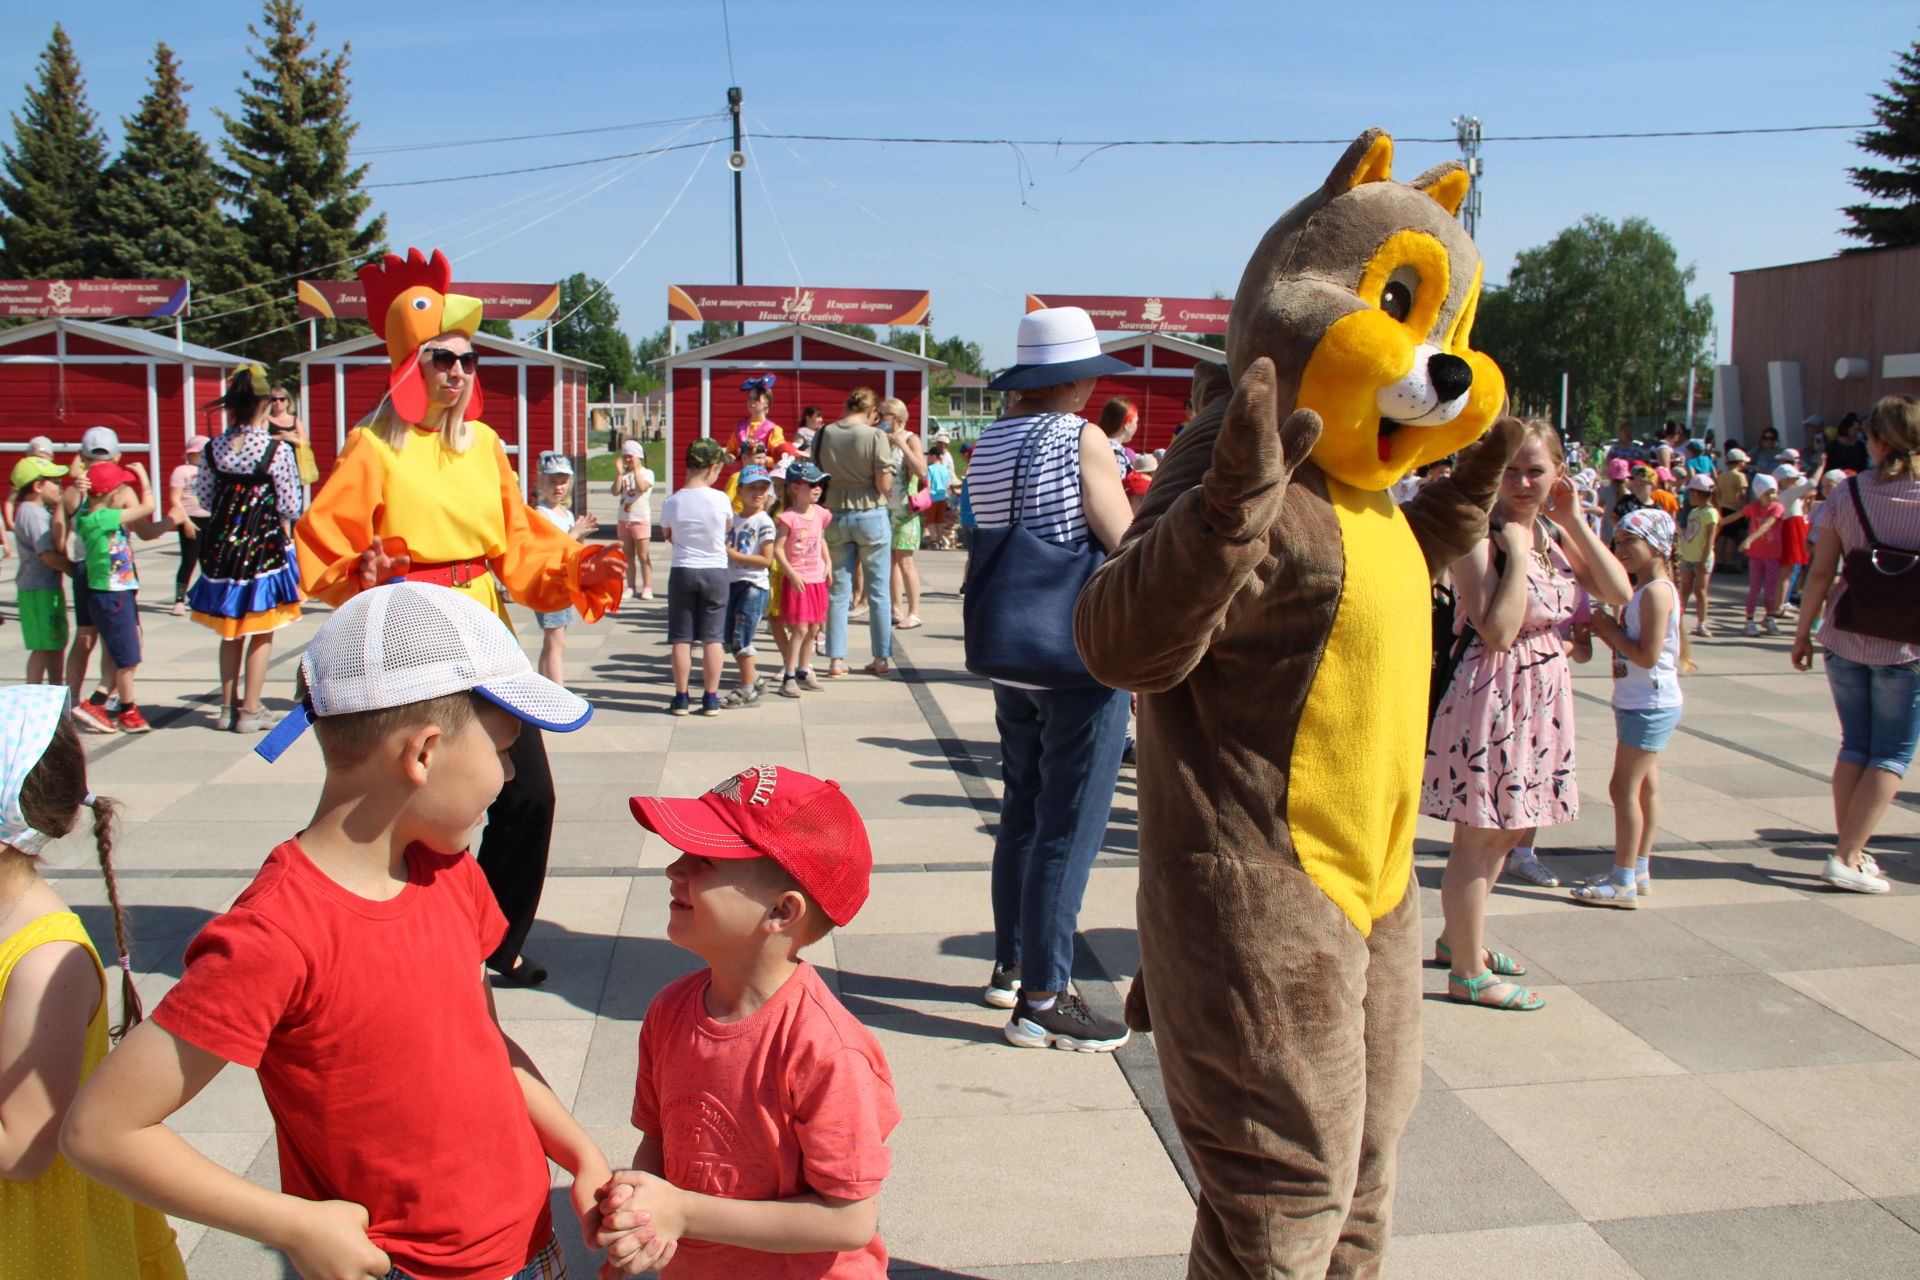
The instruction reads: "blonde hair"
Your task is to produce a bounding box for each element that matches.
[356,343,477,454]
[877,396,909,424]
[1866,395,1919,482]
[1495,417,1565,523]
[843,387,878,417]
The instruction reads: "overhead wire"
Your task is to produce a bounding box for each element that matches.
[355,114,715,156]
[742,129,804,286]
[526,139,719,344]
[364,135,728,188]
[749,112,1017,301]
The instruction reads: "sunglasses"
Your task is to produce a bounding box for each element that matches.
[269,395,289,403]
[423,347,478,373]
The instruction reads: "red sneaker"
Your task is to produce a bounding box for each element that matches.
[115,706,152,734]
[71,702,119,734]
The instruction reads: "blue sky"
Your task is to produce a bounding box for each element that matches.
[3,1,1914,367]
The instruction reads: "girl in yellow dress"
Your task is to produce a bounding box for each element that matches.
[0,685,186,1278]
[295,248,625,985]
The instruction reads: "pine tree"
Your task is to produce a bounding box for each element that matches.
[1841,35,1920,251]
[207,0,384,360]
[0,24,110,278]
[96,44,234,302]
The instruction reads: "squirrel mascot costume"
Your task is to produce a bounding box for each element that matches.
[1077,129,1521,1278]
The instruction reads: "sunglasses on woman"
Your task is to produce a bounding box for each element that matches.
[423,347,478,373]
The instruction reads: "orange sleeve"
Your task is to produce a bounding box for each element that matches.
[487,435,621,622]
[294,430,384,606]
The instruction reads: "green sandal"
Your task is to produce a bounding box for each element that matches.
[1448,968,1545,1012]
[1433,939,1527,977]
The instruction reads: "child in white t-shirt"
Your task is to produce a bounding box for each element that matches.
[613,441,656,600]
[723,468,777,708]
[659,438,734,716]
[531,452,598,685]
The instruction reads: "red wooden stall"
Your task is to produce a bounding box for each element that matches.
[290,331,594,496]
[1085,333,1223,456]
[0,318,236,481]
[652,324,945,492]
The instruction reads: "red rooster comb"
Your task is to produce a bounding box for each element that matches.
[358,248,452,343]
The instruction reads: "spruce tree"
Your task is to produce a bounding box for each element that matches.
[97,44,234,299]
[0,24,110,279]
[1841,34,1920,251]
[208,0,384,359]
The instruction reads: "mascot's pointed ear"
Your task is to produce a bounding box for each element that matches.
[1411,161,1472,216]
[1324,129,1394,198]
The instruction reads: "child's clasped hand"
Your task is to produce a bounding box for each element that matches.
[593,1171,680,1276]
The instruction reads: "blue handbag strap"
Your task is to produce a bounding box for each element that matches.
[1006,412,1075,531]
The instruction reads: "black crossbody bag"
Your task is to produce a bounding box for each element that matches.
[1833,475,1920,645]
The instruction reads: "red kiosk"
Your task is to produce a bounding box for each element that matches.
[289,330,594,495]
[0,317,237,480]
[652,323,945,492]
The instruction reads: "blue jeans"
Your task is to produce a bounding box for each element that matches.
[725,581,768,655]
[1825,649,1920,777]
[825,506,893,662]
[990,683,1130,993]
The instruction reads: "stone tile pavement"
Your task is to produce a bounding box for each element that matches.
[6,491,1920,1278]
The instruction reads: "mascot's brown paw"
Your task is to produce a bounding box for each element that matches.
[1124,969,1153,1033]
[1449,415,1525,506]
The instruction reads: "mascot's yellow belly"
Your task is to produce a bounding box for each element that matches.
[1287,479,1430,934]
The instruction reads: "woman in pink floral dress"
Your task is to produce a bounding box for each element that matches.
[1424,421,1631,1010]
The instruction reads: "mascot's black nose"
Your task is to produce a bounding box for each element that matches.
[1428,353,1473,404]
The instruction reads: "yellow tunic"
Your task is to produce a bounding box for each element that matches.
[295,420,617,623]
[0,913,187,1280]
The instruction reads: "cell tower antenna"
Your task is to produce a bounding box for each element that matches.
[1452,114,1483,240]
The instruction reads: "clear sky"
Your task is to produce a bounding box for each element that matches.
[3,1,1914,369]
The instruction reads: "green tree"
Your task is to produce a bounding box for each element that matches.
[204,0,384,359]
[886,328,986,377]
[96,44,235,304]
[1841,33,1920,250]
[547,273,636,400]
[0,24,109,278]
[1475,215,1712,440]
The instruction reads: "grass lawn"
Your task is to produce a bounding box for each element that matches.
[585,440,666,481]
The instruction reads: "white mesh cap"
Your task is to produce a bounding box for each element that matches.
[256,582,590,762]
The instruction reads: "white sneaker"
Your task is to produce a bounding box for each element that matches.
[639,587,654,600]
[1824,856,1890,894]
[1759,615,1779,635]
[1744,620,1761,636]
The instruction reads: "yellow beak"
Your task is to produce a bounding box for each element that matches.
[438,293,484,339]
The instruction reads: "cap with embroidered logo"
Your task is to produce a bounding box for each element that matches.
[629,765,872,925]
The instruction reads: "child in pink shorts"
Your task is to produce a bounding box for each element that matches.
[773,462,833,698]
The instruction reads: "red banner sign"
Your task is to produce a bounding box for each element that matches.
[296,280,560,322]
[668,285,930,327]
[0,279,189,318]
[1025,293,1231,335]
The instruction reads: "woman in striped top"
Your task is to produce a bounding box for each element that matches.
[968,307,1136,1054]
[1791,395,1920,894]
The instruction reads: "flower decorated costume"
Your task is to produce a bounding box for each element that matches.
[294,248,623,981]
[1077,132,1516,1278]
[186,392,307,639]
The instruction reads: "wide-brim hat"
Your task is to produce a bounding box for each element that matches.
[987,307,1133,392]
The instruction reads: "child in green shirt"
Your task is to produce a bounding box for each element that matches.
[70,461,166,734]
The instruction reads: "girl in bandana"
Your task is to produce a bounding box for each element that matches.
[0,686,185,1276]
[1574,508,1695,908]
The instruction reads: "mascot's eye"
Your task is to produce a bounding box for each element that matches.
[1380,282,1413,322]
[411,297,431,311]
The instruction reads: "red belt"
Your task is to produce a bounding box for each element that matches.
[401,558,490,588]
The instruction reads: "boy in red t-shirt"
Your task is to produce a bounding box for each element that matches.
[593,766,898,1278]
[64,582,613,1280]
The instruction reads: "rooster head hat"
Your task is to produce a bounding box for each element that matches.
[358,248,485,424]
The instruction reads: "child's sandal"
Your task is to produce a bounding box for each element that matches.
[1447,969,1545,1012]
[1569,880,1639,909]
[1432,939,1527,976]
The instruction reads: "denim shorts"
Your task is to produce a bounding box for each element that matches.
[726,580,768,655]
[1824,649,1920,777]
[534,606,578,630]
[88,590,142,668]
[1615,704,1682,752]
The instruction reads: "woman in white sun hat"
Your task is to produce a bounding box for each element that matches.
[966,306,1136,1053]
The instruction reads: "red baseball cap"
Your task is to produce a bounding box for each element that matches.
[629,765,872,926]
[84,461,138,495]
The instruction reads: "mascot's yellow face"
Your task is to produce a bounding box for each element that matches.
[1227,131,1506,492]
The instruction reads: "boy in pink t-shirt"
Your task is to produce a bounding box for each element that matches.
[594,766,898,1278]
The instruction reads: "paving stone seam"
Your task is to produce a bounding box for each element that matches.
[1570,688,1920,816]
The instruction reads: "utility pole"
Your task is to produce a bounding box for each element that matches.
[1452,115,1483,241]
[728,86,745,337]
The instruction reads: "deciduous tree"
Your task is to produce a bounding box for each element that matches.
[1475,215,1712,440]
[547,273,636,400]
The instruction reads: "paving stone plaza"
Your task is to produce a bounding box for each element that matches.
[13,483,1920,1280]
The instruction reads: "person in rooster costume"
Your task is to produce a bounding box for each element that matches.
[295,248,625,986]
